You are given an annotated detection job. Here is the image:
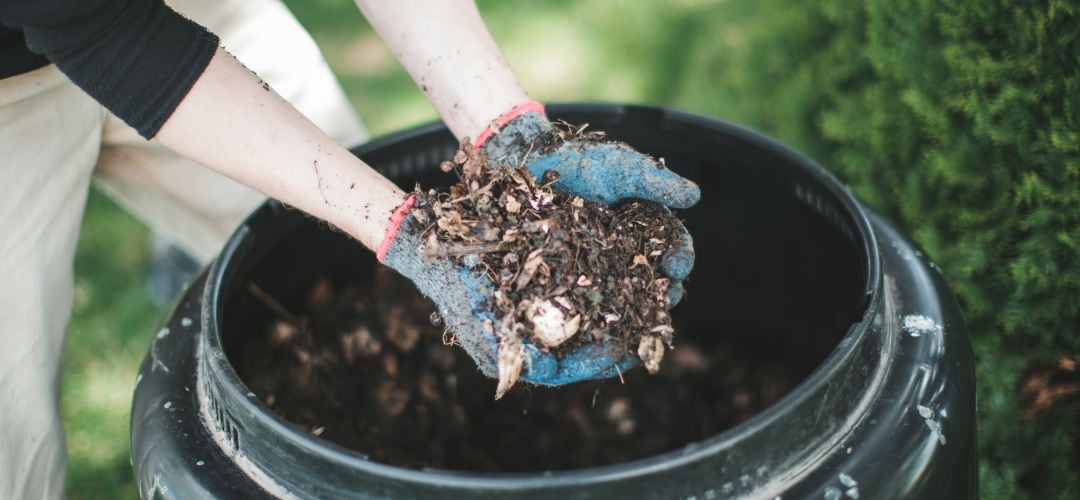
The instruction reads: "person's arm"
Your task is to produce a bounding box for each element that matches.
[155,48,404,250]
[358,0,700,389]
[354,0,527,140]
[1,0,403,249]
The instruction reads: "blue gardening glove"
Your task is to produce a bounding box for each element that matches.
[478,104,697,299]
[380,103,700,395]
[472,102,700,385]
[378,197,635,398]
[378,201,501,387]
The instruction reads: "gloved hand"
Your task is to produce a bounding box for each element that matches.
[476,102,699,378]
[380,193,643,397]
[377,198,502,387]
[477,103,697,306]
[379,102,700,392]
[378,195,645,397]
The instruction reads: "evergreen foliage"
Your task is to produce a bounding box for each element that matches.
[674,1,1079,497]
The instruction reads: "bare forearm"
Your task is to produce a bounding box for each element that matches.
[155,48,405,250]
[355,0,529,139]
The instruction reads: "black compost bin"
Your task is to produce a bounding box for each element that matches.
[130,104,976,499]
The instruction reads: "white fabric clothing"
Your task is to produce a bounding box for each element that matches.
[0,0,365,496]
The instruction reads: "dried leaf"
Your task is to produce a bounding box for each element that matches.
[508,169,531,191]
[505,195,521,213]
[515,249,544,290]
[410,207,430,226]
[271,320,298,345]
[523,218,553,233]
[463,158,479,178]
[341,325,381,363]
[469,221,498,241]
[638,335,665,374]
[501,228,520,243]
[650,324,676,346]
[605,397,635,435]
[449,184,466,199]
[495,341,524,400]
[536,191,554,208]
[374,380,410,417]
[436,210,469,237]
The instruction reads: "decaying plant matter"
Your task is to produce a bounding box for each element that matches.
[235,267,798,471]
[410,138,683,397]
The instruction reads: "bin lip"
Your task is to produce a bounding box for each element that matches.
[199,103,884,488]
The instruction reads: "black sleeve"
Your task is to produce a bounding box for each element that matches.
[0,0,219,138]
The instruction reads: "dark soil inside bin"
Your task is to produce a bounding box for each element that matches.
[224,140,868,472]
[231,266,800,472]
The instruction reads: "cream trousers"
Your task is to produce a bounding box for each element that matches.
[0,0,366,496]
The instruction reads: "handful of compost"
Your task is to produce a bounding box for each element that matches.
[378,109,698,399]
[423,146,685,396]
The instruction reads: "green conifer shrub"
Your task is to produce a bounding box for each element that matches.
[670,1,1079,497]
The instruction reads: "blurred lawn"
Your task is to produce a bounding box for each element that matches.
[64,192,160,499]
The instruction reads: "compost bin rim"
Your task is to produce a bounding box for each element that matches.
[199,103,885,488]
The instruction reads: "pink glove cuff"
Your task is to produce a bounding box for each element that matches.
[376,194,416,263]
[473,101,546,151]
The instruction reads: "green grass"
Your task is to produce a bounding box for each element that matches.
[65,191,162,499]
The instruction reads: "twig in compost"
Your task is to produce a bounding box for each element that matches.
[247,281,302,325]
[422,241,509,259]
